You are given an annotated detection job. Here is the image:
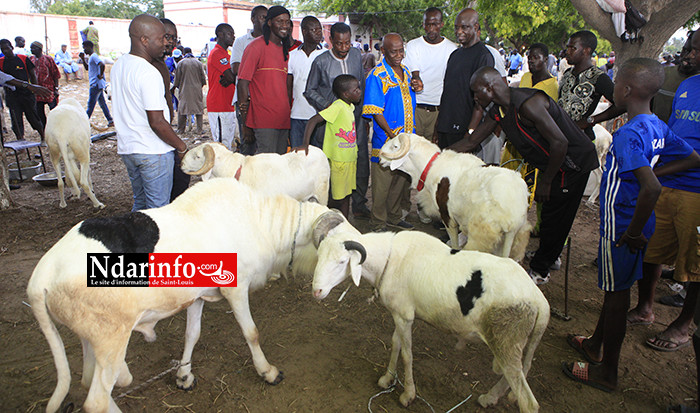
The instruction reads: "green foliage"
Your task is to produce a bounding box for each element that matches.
[43,0,163,19]
[684,10,700,29]
[299,0,438,40]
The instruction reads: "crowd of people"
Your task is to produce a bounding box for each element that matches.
[1,6,700,409]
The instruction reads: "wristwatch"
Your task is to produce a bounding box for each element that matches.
[586,115,596,125]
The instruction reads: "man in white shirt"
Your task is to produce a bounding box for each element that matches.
[404,7,456,139]
[111,14,187,211]
[230,5,267,154]
[287,16,325,147]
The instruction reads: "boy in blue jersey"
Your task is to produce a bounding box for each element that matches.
[563,58,700,393]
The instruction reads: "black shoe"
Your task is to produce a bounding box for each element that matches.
[432,220,446,231]
[388,220,414,230]
[660,268,675,280]
[353,205,371,220]
[9,184,20,190]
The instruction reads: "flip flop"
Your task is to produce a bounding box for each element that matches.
[566,334,602,365]
[646,335,691,352]
[627,313,654,326]
[561,361,615,393]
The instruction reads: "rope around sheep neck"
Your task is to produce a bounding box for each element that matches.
[287,202,303,272]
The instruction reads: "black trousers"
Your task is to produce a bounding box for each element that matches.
[6,91,44,140]
[530,171,590,275]
[170,152,191,202]
[36,97,58,131]
[437,131,464,150]
[351,116,370,211]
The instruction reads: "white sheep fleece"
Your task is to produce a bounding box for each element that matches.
[180,142,330,205]
[26,178,354,413]
[380,133,530,260]
[312,230,550,413]
[44,97,104,209]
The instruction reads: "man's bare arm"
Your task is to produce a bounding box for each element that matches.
[146,110,187,157]
[448,116,498,153]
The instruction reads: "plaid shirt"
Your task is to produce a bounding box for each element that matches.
[29,54,60,103]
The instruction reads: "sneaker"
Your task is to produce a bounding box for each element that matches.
[550,257,562,271]
[388,220,414,230]
[528,269,550,285]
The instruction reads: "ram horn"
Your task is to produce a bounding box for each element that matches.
[379,133,410,160]
[343,240,366,264]
[311,210,346,248]
[90,121,109,132]
[187,145,216,176]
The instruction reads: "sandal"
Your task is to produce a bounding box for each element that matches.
[566,334,602,365]
[646,335,690,352]
[561,362,615,393]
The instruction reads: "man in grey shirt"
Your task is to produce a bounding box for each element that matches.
[304,22,370,219]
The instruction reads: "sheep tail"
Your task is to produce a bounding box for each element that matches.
[27,287,71,413]
[509,220,531,262]
[521,299,550,378]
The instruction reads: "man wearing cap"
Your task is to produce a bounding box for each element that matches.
[29,41,60,129]
[172,47,206,135]
[238,5,293,154]
[54,44,82,81]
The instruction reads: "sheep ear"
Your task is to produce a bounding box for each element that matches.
[349,251,362,287]
[389,156,407,171]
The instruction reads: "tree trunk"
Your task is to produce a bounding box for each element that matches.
[569,0,700,67]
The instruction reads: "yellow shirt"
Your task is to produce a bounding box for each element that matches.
[519,72,559,100]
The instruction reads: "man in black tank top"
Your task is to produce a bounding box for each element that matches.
[450,66,598,285]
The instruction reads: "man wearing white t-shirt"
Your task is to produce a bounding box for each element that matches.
[231,5,267,154]
[111,14,187,211]
[404,7,456,139]
[287,16,325,147]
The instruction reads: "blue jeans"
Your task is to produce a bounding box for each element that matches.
[121,152,175,211]
[289,118,308,148]
[86,84,112,122]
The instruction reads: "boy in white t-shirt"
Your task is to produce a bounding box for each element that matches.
[111,14,187,211]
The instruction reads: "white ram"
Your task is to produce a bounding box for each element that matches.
[27,177,353,413]
[312,230,550,413]
[585,124,613,206]
[180,142,330,205]
[380,133,530,260]
[44,97,104,208]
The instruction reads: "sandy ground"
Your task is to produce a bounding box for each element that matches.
[0,67,697,413]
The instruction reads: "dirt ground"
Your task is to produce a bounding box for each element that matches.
[0,69,697,413]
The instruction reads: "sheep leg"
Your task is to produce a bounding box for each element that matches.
[378,325,403,389]
[396,317,416,407]
[176,299,204,391]
[501,366,539,413]
[80,162,104,209]
[83,335,130,413]
[222,287,283,385]
[81,338,96,388]
[446,222,460,249]
[48,144,67,208]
